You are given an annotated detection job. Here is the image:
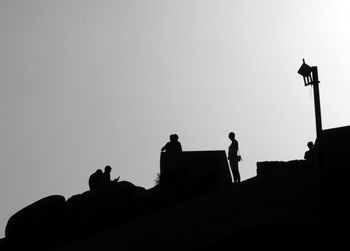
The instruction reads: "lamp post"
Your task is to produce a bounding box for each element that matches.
[297,59,322,138]
[298,59,327,249]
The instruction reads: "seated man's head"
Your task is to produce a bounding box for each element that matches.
[170,134,179,142]
[104,165,112,173]
[307,141,314,150]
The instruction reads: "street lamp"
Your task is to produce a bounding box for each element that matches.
[298,59,327,248]
[297,59,322,138]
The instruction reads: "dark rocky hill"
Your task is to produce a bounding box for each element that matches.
[1,160,324,251]
[55,160,322,251]
[1,126,349,250]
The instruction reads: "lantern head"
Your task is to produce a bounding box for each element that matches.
[298,59,314,86]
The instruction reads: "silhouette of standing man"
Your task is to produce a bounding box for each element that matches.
[228,132,241,183]
[161,134,182,153]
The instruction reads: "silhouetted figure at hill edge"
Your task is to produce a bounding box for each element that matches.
[161,134,182,153]
[89,169,103,191]
[103,165,121,185]
[89,166,120,191]
[228,132,241,183]
[101,165,112,187]
[304,141,315,161]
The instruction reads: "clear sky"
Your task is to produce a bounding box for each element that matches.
[1,0,350,237]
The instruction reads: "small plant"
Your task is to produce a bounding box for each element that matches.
[154,173,161,185]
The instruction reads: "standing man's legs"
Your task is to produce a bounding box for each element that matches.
[229,160,240,183]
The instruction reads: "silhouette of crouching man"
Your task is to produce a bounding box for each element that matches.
[89,169,103,191]
[304,141,315,162]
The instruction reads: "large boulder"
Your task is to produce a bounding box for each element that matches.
[0,238,9,251]
[5,195,66,249]
[64,181,148,241]
[64,190,114,241]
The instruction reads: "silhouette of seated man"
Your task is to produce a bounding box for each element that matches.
[161,134,182,153]
[102,165,120,187]
[101,165,112,186]
[89,169,103,191]
[304,141,315,161]
[89,166,120,191]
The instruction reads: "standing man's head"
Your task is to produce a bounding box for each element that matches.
[170,134,179,142]
[228,132,235,141]
[104,165,112,173]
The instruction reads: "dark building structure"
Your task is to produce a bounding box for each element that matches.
[159,150,232,188]
[317,125,350,180]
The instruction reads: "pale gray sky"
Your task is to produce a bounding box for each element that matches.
[1,0,350,237]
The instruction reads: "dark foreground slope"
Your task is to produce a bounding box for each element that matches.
[3,126,349,250]
[56,162,321,251]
